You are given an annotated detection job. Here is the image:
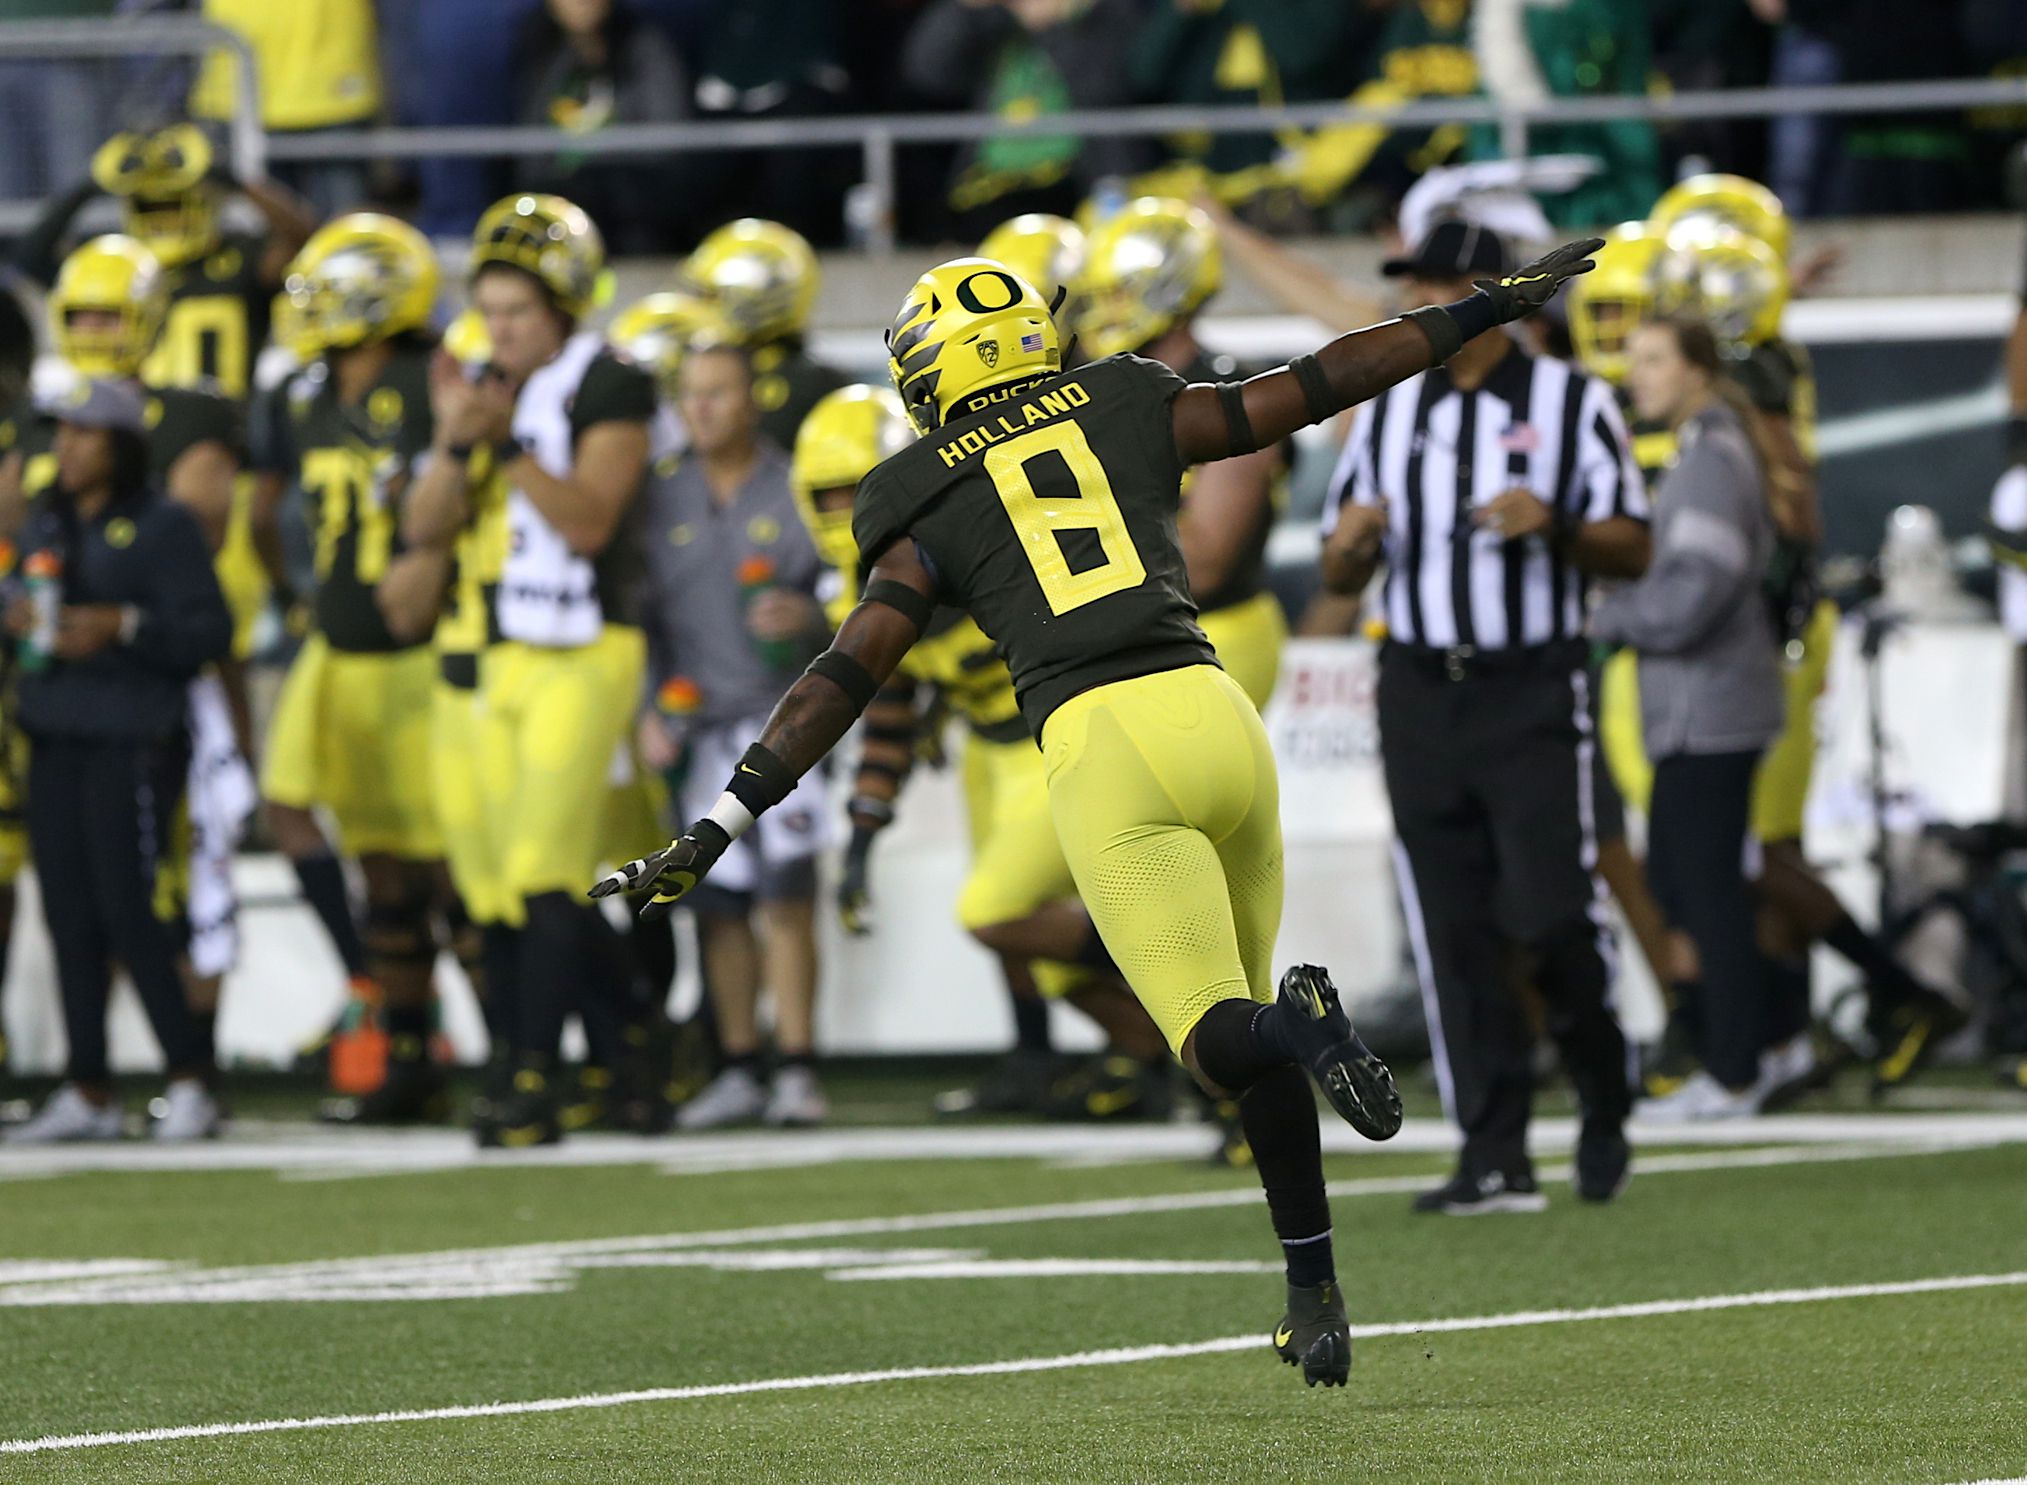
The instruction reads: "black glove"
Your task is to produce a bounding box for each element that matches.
[837,824,878,937]
[589,819,731,920]
[1476,237,1606,324]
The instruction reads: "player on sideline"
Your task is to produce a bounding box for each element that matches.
[596,238,1603,1388]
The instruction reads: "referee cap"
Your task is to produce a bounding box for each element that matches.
[1381,219,1513,279]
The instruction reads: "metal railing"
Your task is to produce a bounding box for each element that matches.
[256,75,2027,252]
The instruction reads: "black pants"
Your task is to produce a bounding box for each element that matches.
[1647,750,1768,1090]
[27,734,204,1084]
[1378,645,1631,1178]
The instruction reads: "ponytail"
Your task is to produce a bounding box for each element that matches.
[1649,313,1799,535]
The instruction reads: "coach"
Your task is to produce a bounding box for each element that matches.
[1319,222,1650,1214]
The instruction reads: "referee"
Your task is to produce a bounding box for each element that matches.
[1320,221,1650,1214]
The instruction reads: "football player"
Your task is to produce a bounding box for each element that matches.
[406,194,657,1148]
[598,242,1605,1386]
[260,213,452,1124]
[792,383,1172,1120]
[680,219,849,450]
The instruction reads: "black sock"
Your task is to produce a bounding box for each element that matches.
[777,1050,814,1073]
[1766,954,1811,1044]
[724,1049,763,1076]
[384,1001,430,1048]
[293,853,368,980]
[515,893,582,1063]
[1239,1064,1334,1287]
[478,923,521,1053]
[1824,912,1927,1009]
[1009,991,1052,1054]
[190,1009,217,1066]
[1190,996,1303,1093]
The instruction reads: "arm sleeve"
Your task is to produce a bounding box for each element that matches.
[1572,376,1648,523]
[127,506,235,674]
[1319,399,1377,538]
[1589,443,1755,655]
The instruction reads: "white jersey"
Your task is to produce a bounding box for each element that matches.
[498,331,609,648]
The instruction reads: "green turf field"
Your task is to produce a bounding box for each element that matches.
[2,1103,2024,1484]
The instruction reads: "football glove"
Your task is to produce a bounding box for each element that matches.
[589,819,731,920]
[837,825,877,937]
[1477,237,1606,323]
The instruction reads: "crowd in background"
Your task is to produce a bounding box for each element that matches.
[0,0,2023,251]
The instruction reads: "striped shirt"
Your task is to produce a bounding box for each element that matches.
[1323,343,1646,650]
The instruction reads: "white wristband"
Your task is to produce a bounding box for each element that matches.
[706,792,756,841]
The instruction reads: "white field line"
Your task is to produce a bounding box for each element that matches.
[6,1269,2024,1457]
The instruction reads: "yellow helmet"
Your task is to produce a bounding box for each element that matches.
[977,213,1086,331]
[470,193,608,319]
[92,124,220,269]
[1566,223,1662,385]
[1074,197,1222,361]
[1648,173,1790,262]
[886,257,1061,437]
[1651,222,1790,350]
[49,235,168,377]
[608,290,733,402]
[683,218,819,346]
[280,213,440,356]
[791,385,915,573]
[442,307,493,374]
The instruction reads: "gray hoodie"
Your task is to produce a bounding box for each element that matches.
[1589,400,1784,760]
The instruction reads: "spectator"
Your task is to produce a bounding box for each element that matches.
[189,0,383,217]
[1593,316,1785,1121]
[639,344,832,1129]
[513,0,691,254]
[902,0,1150,238]
[390,0,536,238]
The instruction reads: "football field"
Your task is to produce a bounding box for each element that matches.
[3,1093,2025,1484]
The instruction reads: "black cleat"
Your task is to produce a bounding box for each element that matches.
[558,1064,613,1133]
[319,1052,449,1126]
[1573,1119,1630,1203]
[1640,1009,1699,1100]
[1277,965,1402,1141]
[933,1048,1058,1118]
[1273,1280,1351,1388]
[1869,988,1969,1095]
[1413,1168,1547,1215]
[1038,1054,1174,1123]
[477,1064,563,1150]
[1207,1097,1253,1169]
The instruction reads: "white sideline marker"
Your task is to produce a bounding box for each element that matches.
[5,1269,2025,1457]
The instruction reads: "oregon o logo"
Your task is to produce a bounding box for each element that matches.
[955,271,1022,315]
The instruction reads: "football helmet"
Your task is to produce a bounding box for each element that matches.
[470,193,608,319]
[608,290,734,402]
[682,219,818,346]
[977,213,1087,332]
[791,384,915,574]
[48,235,168,377]
[1648,173,1790,262]
[886,257,1061,436]
[280,213,440,355]
[1074,197,1222,361]
[92,123,220,269]
[1566,222,1661,385]
[1651,222,1789,349]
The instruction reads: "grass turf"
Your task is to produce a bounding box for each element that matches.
[0,1128,2022,1483]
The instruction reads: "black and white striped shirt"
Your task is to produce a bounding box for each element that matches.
[1322,345,1646,650]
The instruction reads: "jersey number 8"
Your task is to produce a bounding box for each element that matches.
[984,422,1146,617]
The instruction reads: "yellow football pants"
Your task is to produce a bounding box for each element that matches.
[1041,665,1283,1053]
[1197,590,1287,712]
[433,679,516,927]
[955,730,1086,999]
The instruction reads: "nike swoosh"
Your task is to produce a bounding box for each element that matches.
[1274,1326,1294,1348]
[1085,1088,1138,1117]
[738,764,762,776]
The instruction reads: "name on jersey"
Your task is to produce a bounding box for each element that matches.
[936,381,1091,469]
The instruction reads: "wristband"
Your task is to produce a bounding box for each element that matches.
[725,741,795,815]
[446,440,478,462]
[1215,381,1258,456]
[848,795,895,828]
[806,648,879,710]
[1402,305,1461,363]
[1288,354,1335,425]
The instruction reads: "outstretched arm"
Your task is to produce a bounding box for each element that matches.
[592,540,937,917]
[1170,239,1604,465]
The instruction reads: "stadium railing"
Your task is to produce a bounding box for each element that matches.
[254,76,2027,252]
[0,17,261,234]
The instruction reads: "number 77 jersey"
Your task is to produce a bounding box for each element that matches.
[852,353,1219,739]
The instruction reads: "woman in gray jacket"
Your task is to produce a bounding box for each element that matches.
[1591,314,1788,1119]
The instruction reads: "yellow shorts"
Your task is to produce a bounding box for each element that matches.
[433,677,517,927]
[955,731,1085,999]
[1041,664,1283,1053]
[1198,590,1287,712]
[480,627,645,900]
[214,478,270,662]
[261,635,442,858]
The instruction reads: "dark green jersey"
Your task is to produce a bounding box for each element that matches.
[2,382,243,497]
[752,341,851,452]
[853,353,1217,738]
[141,231,271,401]
[277,340,435,653]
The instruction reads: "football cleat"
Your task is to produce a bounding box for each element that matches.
[1038,1054,1174,1123]
[477,1065,563,1150]
[1413,1168,1548,1215]
[559,1064,614,1133]
[933,1048,1058,1118]
[149,1078,222,1142]
[1869,988,1968,1096]
[1573,1119,1631,1203]
[1277,965,1402,1141]
[1274,1280,1351,1388]
[6,1083,124,1144]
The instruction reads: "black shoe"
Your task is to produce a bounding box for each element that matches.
[1207,1098,1253,1168]
[1870,989,1969,1095]
[559,1064,613,1133]
[1277,965,1402,1141]
[1412,1168,1547,1215]
[933,1048,1058,1118]
[1573,1120,1630,1203]
[320,1052,448,1126]
[663,1018,718,1111]
[1273,1280,1351,1388]
[1038,1054,1174,1122]
[1641,1009,1699,1100]
[477,1064,563,1149]
[611,1019,675,1134]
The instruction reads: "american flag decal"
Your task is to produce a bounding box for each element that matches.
[1020,332,1044,353]
[1499,423,1540,453]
